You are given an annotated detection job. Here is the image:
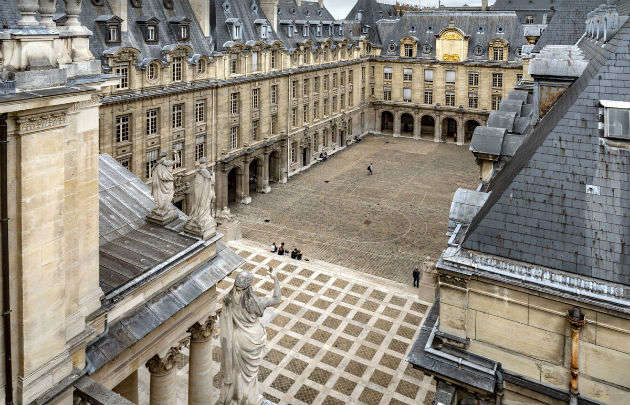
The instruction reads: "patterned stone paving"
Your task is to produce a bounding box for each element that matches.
[229,136,478,285]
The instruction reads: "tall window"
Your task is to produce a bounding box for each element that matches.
[424,69,433,82]
[173,141,184,168]
[292,80,298,98]
[383,87,392,101]
[424,90,433,104]
[195,100,205,123]
[251,51,260,72]
[493,47,504,61]
[230,93,239,115]
[195,135,206,161]
[525,15,535,24]
[251,120,260,140]
[115,115,130,142]
[324,98,329,116]
[145,149,158,178]
[115,65,129,89]
[384,67,392,80]
[445,91,455,106]
[348,70,353,84]
[172,57,183,82]
[332,96,338,112]
[291,142,297,163]
[403,68,413,81]
[303,79,309,96]
[332,73,338,87]
[172,104,184,128]
[230,126,239,149]
[271,50,278,69]
[314,101,320,119]
[340,72,345,86]
[230,55,239,74]
[271,114,278,134]
[362,67,366,82]
[404,44,413,57]
[492,73,503,88]
[403,88,412,102]
[292,107,298,126]
[348,90,353,107]
[468,93,478,109]
[340,94,345,109]
[147,62,158,81]
[314,77,320,92]
[146,26,157,42]
[468,72,479,86]
[492,94,502,110]
[146,109,158,135]
[445,70,456,84]
[252,88,260,109]
[271,85,278,105]
[323,75,329,91]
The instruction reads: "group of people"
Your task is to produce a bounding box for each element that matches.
[319,151,329,161]
[271,242,304,260]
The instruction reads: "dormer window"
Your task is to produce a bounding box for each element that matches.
[362,27,368,34]
[339,26,344,36]
[137,17,159,43]
[303,25,309,37]
[287,26,293,37]
[601,101,630,140]
[356,12,362,22]
[317,25,322,36]
[147,25,157,41]
[109,25,120,43]
[96,15,123,44]
[233,24,241,40]
[179,24,189,41]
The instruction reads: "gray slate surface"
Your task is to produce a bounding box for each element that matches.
[464,16,630,286]
[532,0,602,52]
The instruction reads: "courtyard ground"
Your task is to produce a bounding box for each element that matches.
[230,135,479,285]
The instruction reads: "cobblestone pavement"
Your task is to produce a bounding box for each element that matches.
[137,241,436,405]
[229,136,479,285]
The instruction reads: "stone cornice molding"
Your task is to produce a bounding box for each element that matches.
[16,111,67,134]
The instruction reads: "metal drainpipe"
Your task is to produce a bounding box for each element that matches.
[568,307,585,405]
[1,113,14,405]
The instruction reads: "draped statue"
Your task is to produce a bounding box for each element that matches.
[148,151,178,224]
[184,157,216,239]
[217,267,282,405]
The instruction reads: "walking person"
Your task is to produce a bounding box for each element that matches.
[412,266,420,288]
[367,163,373,175]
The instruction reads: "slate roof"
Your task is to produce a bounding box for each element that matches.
[532,0,602,52]
[98,154,201,295]
[274,0,347,50]
[211,0,280,51]
[345,0,398,46]
[378,11,525,60]
[492,0,555,24]
[462,14,630,286]
[86,241,243,374]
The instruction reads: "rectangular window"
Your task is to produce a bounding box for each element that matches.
[362,66,366,82]
[145,149,159,178]
[291,142,297,163]
[115,115,130,142]
[348,70,353,84]
[271,50,278,69]
[424,69,433,82]
[493,47,504,61]
[332,73,338,87]
[146,109,158,135]
[172,104,184,128]
[195,135,206,161]
[383,87,392,101]
[195,100,205,123]
[252,88,260,109]
[230,55,239,74]
[172,57,183,82]
[303,104,309,123]
[251,120,259,140]
[384,67,393,81]
[324,98,329,116]
[118,156,131,170]
[271,114,278,135]
[604,106,630,139]
[333,96,338,112]
[340,72,345,86]
[303,79,309,96]
[115,66,129,89]
[348,91,353,107]
[323,75,329,91]
[314,77,320,92]
[314,101,320,119]
[292,80,298,98]
[361,87,365,101]
[292,107,298,127]
[230,126,239,149]
[403,68,413,81]
[424,90,433,104]
[271,84,278,105]
[230,93,239,115]
[445,91,455,106]
[516,73,523,82]
[340,94,345,109]
[446,70,456,84]
[403,88,412,102]
[404,44,414,57]
[468,93,479,109]
[492,94,502,110]
[251,51,260,72]
[492,73,503,88]
[468,72,479,86]
[370,66,375,79]
[173,141,184,168]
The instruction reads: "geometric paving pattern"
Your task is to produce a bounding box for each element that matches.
[230,136,478,285]
[215,240,437,405]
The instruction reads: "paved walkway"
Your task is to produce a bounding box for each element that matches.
[230,136,478,285]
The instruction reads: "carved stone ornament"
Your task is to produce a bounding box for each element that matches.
[145,352,176,376]
[17,112,67,134]
[188,313,219,343]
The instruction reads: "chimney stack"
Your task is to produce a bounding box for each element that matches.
[190,0,210,36]
[260,0,279,31]
[111,0,128,32]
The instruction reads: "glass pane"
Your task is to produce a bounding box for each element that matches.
[608,108,630,139]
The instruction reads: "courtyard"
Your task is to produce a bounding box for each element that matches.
[230,136,480,285]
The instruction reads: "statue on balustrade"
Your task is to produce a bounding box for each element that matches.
[217,266,282,405]
[184,157,216,239]
[147,151,178,224]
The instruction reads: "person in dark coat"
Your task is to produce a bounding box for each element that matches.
[412,266,420,288]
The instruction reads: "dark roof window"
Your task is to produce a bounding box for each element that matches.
[96,15,123,44]
[223,2,231,12]
[130,0,142,7]
[137,17,159,43]
[497,25,504,33]
[169,17,191,41]
[163,0,173,10]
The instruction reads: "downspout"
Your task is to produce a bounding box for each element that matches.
[1,113,14,405]
[568,307,584,405]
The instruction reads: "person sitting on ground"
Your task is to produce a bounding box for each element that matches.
[296,249,303,261]
[278,242,285,256]
[271,242,278,253]
[291,248,298,259]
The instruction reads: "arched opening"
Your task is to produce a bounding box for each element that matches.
[249,158,260,193]
[227,167,239,204]
[302,143,309,166]
[420,115,435,140]
[401,113,414,136]
[339,129,345,147]
[268,151,280,183]
[381,111,394,134]
[464,120,480,143]
[442,117,458,143]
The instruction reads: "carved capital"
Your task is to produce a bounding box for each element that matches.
[146,353,176,376]
[188,313,219,343]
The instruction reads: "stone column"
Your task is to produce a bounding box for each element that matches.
[113,370,139,404]
[413,114,421,139]
[146,351,178,405]
[260,153,271,193]
[375,110,382,133]
[188,315,218,405]
[434,115,442,142]
[216,167,228,212]
[280,141,288,183]
[393,112,401,137]
[456,119,464,145]
[240,161,251,204]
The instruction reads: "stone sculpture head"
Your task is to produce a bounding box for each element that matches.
[234,271,254,290]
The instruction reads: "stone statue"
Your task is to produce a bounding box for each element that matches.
[148,151,178,224]
[184,158,217,239]
[217,266,282,405]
